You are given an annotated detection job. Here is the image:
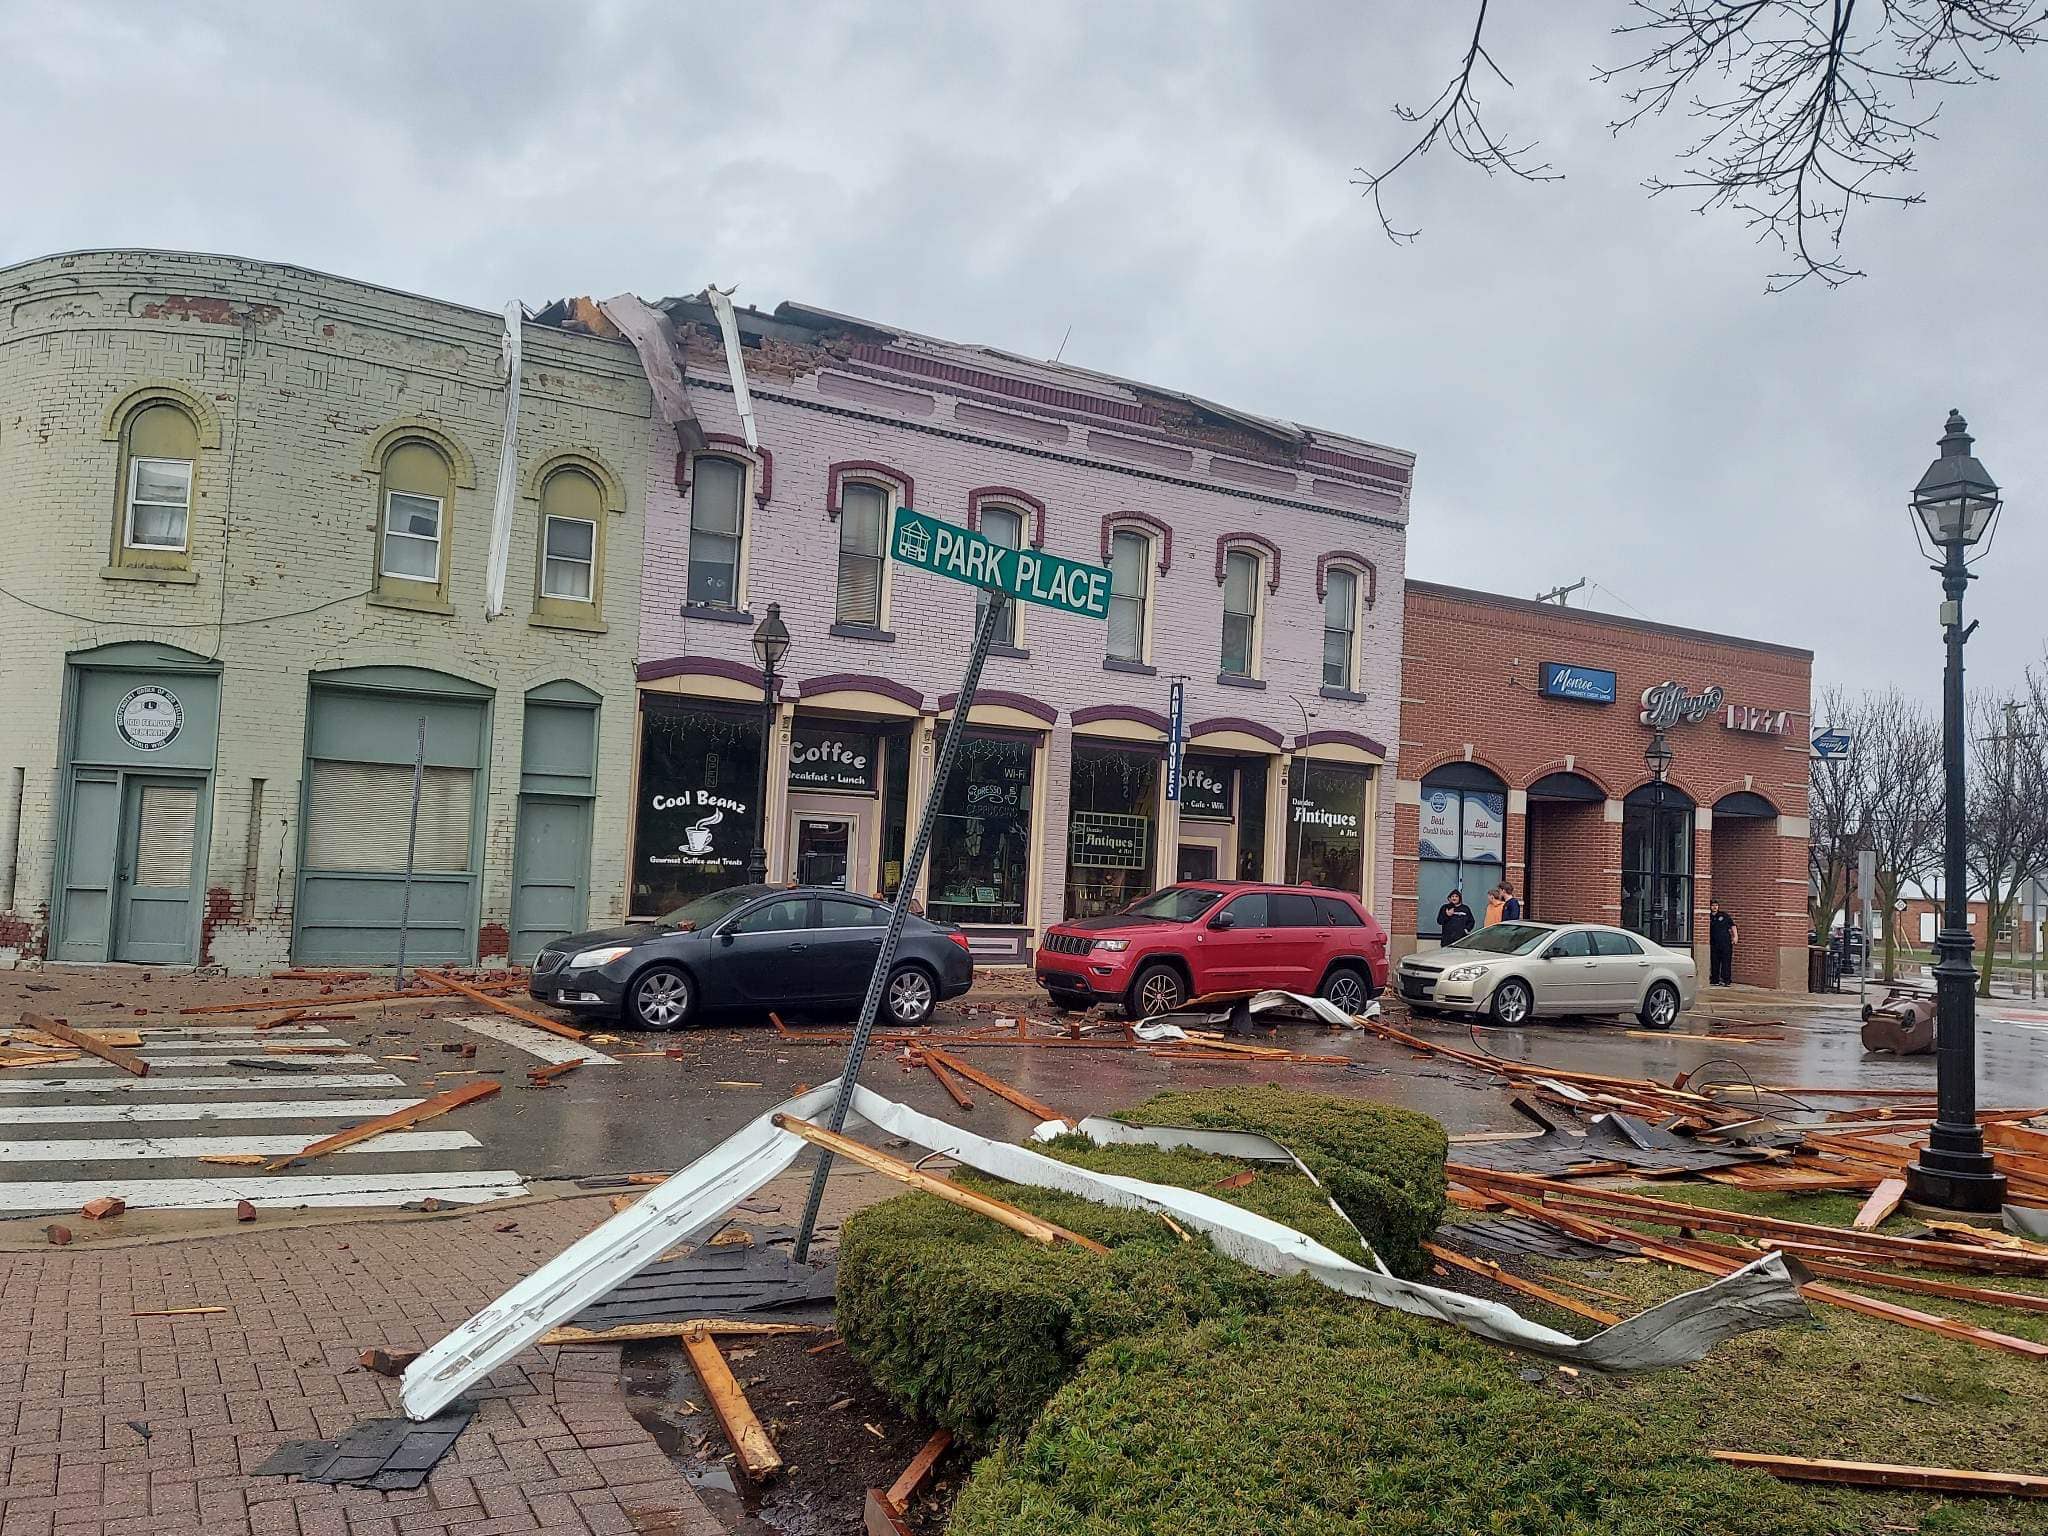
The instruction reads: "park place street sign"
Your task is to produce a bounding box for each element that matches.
[891,506,1111,621]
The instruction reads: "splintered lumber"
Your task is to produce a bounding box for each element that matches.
[1,1050,81,1069]
[921,1048,1070,1127]
[266,1079,500,1170]
[1422,1240,1621,1325]
[541,1319,819,1345]
[921,1052,974,1110]
[1853,1177,1908,1231]
[23,1014,149,1077]
[680,1326,782,1479]
[421,971,587,1041]
[1780,1255,2048,1316]
[1710,1450,2048,1499]
[1801,1281,2048,1360]
[527,1058,586,1086]
[9,1026,143,1048]
[886,1428,954,1511]
[252,1009,311,1032]
[865,1489,915,1536]
[772,1113,1109,1254]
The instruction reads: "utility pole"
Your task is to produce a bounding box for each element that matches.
[1534,578,1586,606]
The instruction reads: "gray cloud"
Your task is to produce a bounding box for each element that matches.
[5,0,2043,701]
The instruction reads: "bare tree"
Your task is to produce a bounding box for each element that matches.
[1808,685,1862,937]
[1965,688,2048,995]
[1850,689,1943,981]
[1355,2,2047,290]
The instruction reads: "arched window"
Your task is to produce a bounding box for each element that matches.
[1322,567,1360,690]
[1623,782,1696,950]
[538,464,603,606]
[835,481,890,629]
[1105,525,1154,665]
[1417,763,1507,938]
[977,502,1027,648]
[116,402,200,567]
[377,439,455,599]
[1219,545,1265,679]
[687,455,748,609]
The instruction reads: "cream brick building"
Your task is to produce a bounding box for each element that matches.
[0,250,650,971]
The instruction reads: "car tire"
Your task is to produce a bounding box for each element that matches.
[1047,990,1090,1014]
[1639,980,1681,1031]
[1125,963,1187,1019]
[1318,964,1372,1016]
[1490,978,1533,1027]
[883,964,937,1027]
[628,964,694,1031]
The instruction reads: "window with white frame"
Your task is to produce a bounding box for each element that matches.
[381,491,444,581]
[539,464,603,604]
[1220,547,1261,677]
[125,456,193,551]
[978,503,1025,646]
[688,456,746,608]
[1322,566,1359,690]
[1106,528,1150,663]
[836,482,887,627]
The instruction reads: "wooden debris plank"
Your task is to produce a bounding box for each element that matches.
[421,972,587,1041]
[1422,1240,1621,1325]
[1853,1177,1908,1231]
[266,1079,500,1170]
[24,1014,148,1077]
[885,1428,954,1511]
[680,1326,782,1479]
[865,1488,915,1536]
[772,1113,1108,1254]
[921,1052,974,1110]
[1,1051,82,1070]
[9,1026,144,1048]
[1784,1254,2048,1316]
[921,1048,1070,1127]
[252,1009,311,1032]
[1710,1450,2048,1499]
[540,1319,819,1345]
[527,1058,586,1086]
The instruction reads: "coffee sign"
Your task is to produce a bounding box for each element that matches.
[788,725,877,793]
[1178,760,1232,821]
[1639,680,1725,729]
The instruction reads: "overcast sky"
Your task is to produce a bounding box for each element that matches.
[7,0,2045,709]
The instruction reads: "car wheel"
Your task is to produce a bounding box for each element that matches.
[1319,965,1371,1016]
[883,964,936,1027]
[629,964,694,1031]
[1048,990,1090,1014]
[1125,963,1188,1019]
[1490,978,1533,1027]
[1639,980,1681,1031]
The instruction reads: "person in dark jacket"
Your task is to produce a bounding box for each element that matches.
[1438,889,1477,944]
[1500,882,1522,922]
[1709,899,1738,986]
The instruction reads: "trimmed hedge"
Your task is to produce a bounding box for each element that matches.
[948,1305,1847,1536]
[1113,1085,1448,1276]
[837,1140,1352,1444]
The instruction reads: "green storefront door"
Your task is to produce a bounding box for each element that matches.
[509,685,599,963]
[114,776,206,963]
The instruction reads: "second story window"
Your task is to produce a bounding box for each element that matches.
[125,454,192,552]
[836,482,887,627]
[688,456,746,608]
[381,490,443,581]
[1220,547,1260,677]
[1107,528,1150,663]
[539,465,603,603]
[978,504,1025,647]
[109,396,204,573]
[1323,567,1358,690]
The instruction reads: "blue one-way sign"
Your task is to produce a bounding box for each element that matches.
[1811,729,1853,760]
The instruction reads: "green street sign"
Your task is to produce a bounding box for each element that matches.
[891,506,1110,622]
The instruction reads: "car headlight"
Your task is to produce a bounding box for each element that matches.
[1443,964,1490,983]
[1092,938,1130,952]
[568,945,633,968]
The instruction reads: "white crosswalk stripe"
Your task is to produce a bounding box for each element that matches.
[0,1015,527,1215]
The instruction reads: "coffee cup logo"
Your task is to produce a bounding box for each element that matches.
[682,809,723,856]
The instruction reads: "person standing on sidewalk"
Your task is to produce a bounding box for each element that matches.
[1709,899,1738,986]
[1501,882,1522,922]
[1438,889,1477,945]
[1483,884,1507,928]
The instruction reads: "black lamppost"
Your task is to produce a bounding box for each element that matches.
[748,603,791,886]
[1643,730,1676,942]
[1904,409,2007,1213]
[1643,730,1674,791]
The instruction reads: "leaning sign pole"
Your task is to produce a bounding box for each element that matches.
[791,507,1110,1261]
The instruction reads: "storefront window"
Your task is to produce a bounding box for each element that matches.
[1236,757,1268,881]
[1288,760,1371,893]
[1416,765,1504,935]
[879,727,912,899]
[1067,744,1159,918]
[1623,784,1695,950]
[929,734,1034,925]
[633,699,762,914]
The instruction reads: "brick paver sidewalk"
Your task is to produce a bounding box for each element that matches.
[0,1198,723,1536]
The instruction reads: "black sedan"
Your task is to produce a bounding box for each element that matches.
[530,885,976,1031]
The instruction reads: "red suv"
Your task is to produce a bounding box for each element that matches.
[1035,883,1388,1018]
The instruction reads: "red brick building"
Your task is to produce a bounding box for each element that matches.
[1394,583,1814,990]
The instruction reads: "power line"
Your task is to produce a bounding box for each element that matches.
[1533,577,1585,605]
[0,582,374,630]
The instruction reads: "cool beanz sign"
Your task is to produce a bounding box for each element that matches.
[891,506,1111,621]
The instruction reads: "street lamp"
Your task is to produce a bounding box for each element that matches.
[747,603,792,886]
[1904,409,2007,1213]
[1643,730,1674,788]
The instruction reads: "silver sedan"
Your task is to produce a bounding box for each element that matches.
[1395,922,1696,1029]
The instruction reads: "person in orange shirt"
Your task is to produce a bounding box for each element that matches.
[1482,884,1507,928]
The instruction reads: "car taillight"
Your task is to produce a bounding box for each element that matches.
[947,931,973,953]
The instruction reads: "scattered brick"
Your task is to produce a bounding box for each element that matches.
[46,1223,71,1245]
[81,1196,126,1220]
[236,1199,257,1222]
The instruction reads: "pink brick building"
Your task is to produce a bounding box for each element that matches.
[616,298,1413,962]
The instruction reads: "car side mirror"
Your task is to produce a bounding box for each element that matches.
[1208,912,1235,931]
[716,926,736,945]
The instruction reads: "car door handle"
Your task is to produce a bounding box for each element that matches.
[788,942,808,954]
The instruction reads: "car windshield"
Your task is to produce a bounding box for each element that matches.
[1120,887,1226,922]
[1445,922,1553,956]
[657,887,763,928]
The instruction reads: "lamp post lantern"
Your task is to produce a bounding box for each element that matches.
[747,603,791,887]
[1904,409,2007,1212]
[1643,730,1674,788]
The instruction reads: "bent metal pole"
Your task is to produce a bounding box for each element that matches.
[792,592,1010,1262]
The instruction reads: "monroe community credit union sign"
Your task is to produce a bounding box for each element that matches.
[891,506,1112,621]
